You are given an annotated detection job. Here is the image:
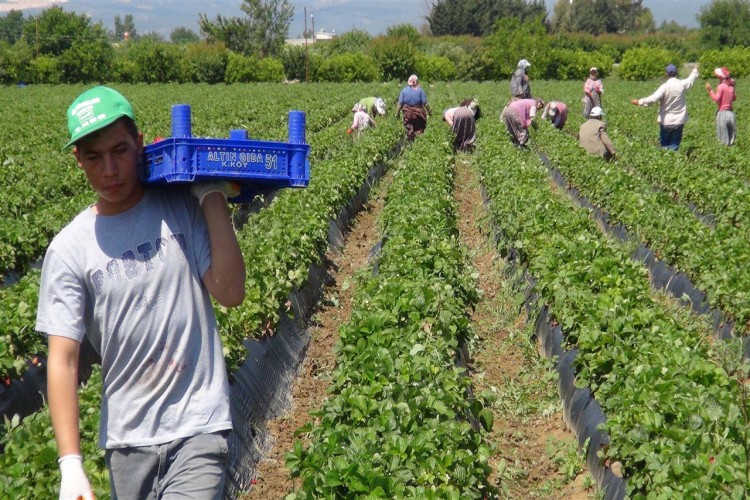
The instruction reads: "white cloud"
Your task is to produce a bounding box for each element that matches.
[311,0,350,8]
[0,0,68,12]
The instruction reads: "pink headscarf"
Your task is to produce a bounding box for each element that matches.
[408,74,418,87]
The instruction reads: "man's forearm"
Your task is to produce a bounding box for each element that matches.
[48,337,82,457]
[201,194,246,306]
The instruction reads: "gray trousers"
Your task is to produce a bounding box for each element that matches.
[105,431,230,500]
[716,110,736,146]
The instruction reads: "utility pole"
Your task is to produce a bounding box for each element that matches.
[311,14,315,44]
[304,6,309,82]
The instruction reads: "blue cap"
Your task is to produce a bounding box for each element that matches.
[666,64,677,76]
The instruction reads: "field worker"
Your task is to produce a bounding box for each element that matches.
[460,97,482,121]
[357,96,387,117]
[395,74,431,142]
[501,98,544,148]
[578,106,616,161]
[443,102,477,152]
[348,103,376,136]
[37,86,246,499]
[542,101,568,130]
[706,66,737,146]
[582,67,603,118]
[510,59,532,100]
[631,63,699,151]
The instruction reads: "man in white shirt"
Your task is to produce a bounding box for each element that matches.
[631,63,699,151]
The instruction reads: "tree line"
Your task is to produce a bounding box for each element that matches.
[0,0,747,85]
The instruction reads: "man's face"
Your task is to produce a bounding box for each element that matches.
[74,119,145,216]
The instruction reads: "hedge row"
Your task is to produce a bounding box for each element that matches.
[4,32,746,84]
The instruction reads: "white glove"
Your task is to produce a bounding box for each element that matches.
[59,454,94,500]
[190,181,241,205]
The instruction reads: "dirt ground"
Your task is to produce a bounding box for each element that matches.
[453,156,593,499]
[241,156,595,499]
[241,172,392,499]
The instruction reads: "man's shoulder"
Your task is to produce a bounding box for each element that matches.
[54,207,93,238]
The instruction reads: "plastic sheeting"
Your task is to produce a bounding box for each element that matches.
[0,138,405,499]
[539,153,738,345]
[0,337,99,428]
[224,138,405,497]
[479,184,627,500]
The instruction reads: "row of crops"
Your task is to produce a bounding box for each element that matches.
[0,82,397,383]
[501,80,750,496]
[0,82,404,496]
[1,78,749,498]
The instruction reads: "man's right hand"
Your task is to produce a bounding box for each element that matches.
[59,455,94,500]
[190,181,241,206]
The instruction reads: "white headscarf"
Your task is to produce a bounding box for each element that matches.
[374,97,386,115]
[408,74,418,86]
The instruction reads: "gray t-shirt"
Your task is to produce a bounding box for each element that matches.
[36,187,232,449]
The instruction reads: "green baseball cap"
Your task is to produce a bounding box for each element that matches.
[65,86,135,148]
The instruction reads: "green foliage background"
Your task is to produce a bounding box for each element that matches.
[0,1,747,83]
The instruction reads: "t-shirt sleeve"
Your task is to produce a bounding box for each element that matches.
[187,192,212,279]
[36,244,87,341]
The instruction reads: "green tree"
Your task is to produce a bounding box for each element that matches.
[427,0,466,36]
[551,0,655,35]
[369,35,417,80]
[386,24,421,44]
[225,52,285,82]
[22,6,106,56]
[319,29,371,56]
[138,31,164,42]
[314,52,379,82]
[241,0,293,57]
[199,15,252,54]
[658,20,692,35]
[698,0,750,49]
[113,14,137,41]
[126,39,181,82]
[0,10,26,44]
[0,38,33,83]
[280,44,308,80]
[181,42,229,83]
[29,53,61,83]
[58,37,114,82]
[427,0,547,36]
[171,27,200,44]
[200,0,293,57]
[482,16,551,78]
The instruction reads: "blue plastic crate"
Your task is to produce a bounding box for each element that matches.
[141,105,310,203]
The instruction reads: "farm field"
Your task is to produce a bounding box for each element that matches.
[0,78,749,499]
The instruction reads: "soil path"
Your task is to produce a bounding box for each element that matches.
[453,156,593,499]
[241,154,595,499]
[241,170,393,499]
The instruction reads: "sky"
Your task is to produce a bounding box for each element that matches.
[0,0,710,39]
